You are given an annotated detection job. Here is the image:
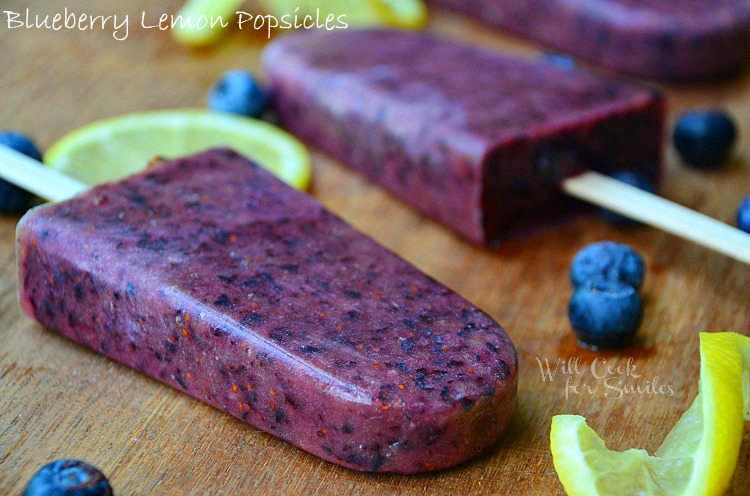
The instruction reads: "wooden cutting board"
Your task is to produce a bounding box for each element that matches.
[1,0,749,493]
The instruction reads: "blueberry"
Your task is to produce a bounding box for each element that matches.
[0,131,43,161]
[737,195,750,233]
[540,52,577,71]
[568,278,643,349]
[570,241,645,290]
[208,70,270,118]
[673,109,737,169]
[599,170,655,226]
[0,130,43,213]
[23,459,113,496]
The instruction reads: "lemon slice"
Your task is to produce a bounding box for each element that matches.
[44,110,311,190]
[257,0,428,29]
[171,0,244,46]
[551,332,749,496]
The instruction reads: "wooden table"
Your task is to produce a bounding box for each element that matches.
[2,1,749,494]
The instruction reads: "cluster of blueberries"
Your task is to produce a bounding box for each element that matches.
[568,241,646,349]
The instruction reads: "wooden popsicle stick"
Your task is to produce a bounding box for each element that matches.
[563,171,750,265]
[0,144,86,202]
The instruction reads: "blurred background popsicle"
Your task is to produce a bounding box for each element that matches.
[426,0,750,81]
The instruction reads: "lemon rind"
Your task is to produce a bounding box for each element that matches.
[44,109,311,190]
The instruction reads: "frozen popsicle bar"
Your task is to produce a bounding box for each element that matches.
[17,149,517,473]
[428,0,750,81]
[263,30,665,246]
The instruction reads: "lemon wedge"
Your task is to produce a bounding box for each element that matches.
[44,110,311,190]
[551,332,749,496]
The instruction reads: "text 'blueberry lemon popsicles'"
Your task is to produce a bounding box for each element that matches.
[427,0,750,81]
[263,29,750,265]
[12,147,517,473]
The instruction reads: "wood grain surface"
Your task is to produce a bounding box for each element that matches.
[2,0,750,494]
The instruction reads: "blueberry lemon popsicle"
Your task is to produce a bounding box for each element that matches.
[428,0,750,81]
[17,149,517,473]
[263,29,665,245]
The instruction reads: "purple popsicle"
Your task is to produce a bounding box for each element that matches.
[263,29,665,246]
[17,149,517,473]
[428,0,750,81]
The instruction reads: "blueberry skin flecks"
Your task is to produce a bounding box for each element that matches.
[23,459,113,496]
[208,70,270,118]
[738,195,750,233]
[599,170,655,226]
[0,130,43,213]
[570,241,645,290]
[568,278,643,349]
[540,52,577,71]
[673,109,737,169]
